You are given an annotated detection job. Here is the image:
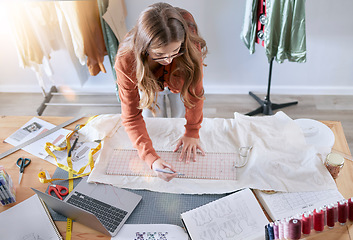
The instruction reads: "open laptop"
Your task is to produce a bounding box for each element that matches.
[31,177,142,237]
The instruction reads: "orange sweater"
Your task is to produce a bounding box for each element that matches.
[115,10,204,168]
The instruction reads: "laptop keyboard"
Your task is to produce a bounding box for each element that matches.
[66,191,128,232]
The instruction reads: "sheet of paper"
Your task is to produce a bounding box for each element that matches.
[254,189,345,221]
[181,188,268,240]
[5,117,70,159]
[112,224,188,240]
[5,117,99,174]
[0,195,62,239]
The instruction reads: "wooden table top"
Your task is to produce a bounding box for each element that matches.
[0,116,352,240]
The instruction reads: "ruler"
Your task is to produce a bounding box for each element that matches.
[0,115,84,160]
[106,149,237,180]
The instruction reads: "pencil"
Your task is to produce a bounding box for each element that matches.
[155,168,184,176]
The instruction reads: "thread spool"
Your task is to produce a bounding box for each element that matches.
[288,219,301,240]
[278,220,284,239]
[273,221,279,240]
[334,202,338,223]
[313,208,324,232]
[326,204,335,228]
[348,198,353,221]
[268,223,274,240]
[338,200,348,225]
[265,225,269,240]
[283,218,290,239]
[302,212,312,235]
[323,205,327,226]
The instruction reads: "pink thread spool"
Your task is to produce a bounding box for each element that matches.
[348,198,353,221]
[326,204,335,228]
[273,221,279,240]
[338,200,348,225]
[288,219,301,240]
[302,212,311,235]
[313,208,324,232]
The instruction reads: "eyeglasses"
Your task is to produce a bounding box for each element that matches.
[150,48,185,61]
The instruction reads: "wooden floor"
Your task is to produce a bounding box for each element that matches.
[1,92,352,152]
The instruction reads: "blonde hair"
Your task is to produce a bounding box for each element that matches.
[117,2,207,114]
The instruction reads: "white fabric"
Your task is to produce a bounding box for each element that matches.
[86,112,337,194]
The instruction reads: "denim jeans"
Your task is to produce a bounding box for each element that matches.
[142,87,185,118]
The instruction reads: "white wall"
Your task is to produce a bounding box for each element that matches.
[0,0,353,95]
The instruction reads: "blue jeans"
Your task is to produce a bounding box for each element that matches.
[142,87,185,118]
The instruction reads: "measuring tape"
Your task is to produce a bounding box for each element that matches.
[37,115,101,239]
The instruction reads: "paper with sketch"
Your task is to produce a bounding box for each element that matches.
[5,117,99,174]
[254,188,345,221]
[5,117,70,159]
[112,224,188,240]
[181,188,268,240]
[0,195,62,240]
[87,112,337,194]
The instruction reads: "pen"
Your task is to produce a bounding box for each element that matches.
[155,168,184,176]
[68,137,79,157]
[0,183,6,205]
[0,185,11,204]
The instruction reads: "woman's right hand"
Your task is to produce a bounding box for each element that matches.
[152,158,178,182]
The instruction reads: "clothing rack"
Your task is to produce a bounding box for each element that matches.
[37,86,120,116]
[245,58,298,116]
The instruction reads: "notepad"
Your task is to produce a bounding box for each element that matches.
[180,188,269,240]
[254,188,345,221]
[0,195,62,240]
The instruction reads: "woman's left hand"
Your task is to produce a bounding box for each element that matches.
[173,136,205,163]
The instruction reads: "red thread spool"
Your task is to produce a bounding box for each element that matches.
[326,204,335,228]
[338,200,348,225]
[302,212,311,235]
[348,198,353,221]
[313,208,324,232]
[288,219,301,240]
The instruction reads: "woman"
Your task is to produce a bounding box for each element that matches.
[115,2,207,181]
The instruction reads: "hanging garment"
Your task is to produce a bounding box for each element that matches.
[73,0,107,76]
[97,0,120,81]
[55,2,90,86]
[102,0,128,43]
[8,2,63,90]
[241,0,307,63]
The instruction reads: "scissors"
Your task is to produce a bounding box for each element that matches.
[16,157,31,184]
[45,170,68,200]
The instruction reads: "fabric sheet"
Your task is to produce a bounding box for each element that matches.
[86,112,336,194]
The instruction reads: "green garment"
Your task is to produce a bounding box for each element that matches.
[241,0,306,63]
[97,0,120,99]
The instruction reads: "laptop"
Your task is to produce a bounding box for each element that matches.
[31,177,142,237]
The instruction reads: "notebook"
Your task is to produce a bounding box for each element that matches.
[254,188,345,221]
[180,188,269,240]
[0,195,62,240]
[32,177,142,237]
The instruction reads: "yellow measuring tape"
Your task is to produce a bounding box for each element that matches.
[38,116,101,239]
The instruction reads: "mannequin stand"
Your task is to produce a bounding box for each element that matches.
[246,58,298,116]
